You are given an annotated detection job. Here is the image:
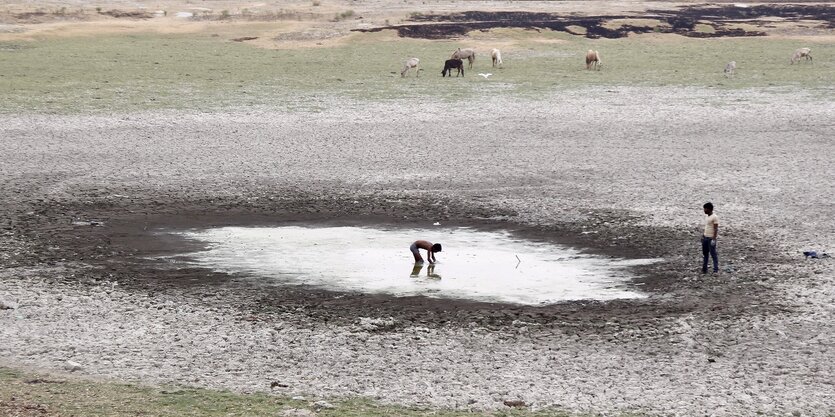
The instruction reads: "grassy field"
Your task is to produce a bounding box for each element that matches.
[0,30,833,113]
[0,367,600,417]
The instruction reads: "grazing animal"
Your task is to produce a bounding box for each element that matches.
[401,57,420,77]
[441,58,464,77]
[790,47,812,64]
[451,48,476,69]
[724,61,736,76]
[491,48,503,68]
[585,50,601,70]
[477,73,492,79]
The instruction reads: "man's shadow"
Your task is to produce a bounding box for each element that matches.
[410,263,441,279]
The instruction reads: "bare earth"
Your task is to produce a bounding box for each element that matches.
[1,1,835,416]
[1,88,834,415]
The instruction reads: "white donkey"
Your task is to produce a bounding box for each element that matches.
[724,60,736,76]
[790,48,812,64]
[491,48,503,68]
[585,50,601,70]
[401,57,420,77]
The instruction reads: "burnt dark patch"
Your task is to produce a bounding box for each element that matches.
[652,3,835,32]
[656,3,835,22]
[98,9,153,19]
[13,11,49,20]
[352,4,834,39]
[9,9,88,23]
[356,12,659,39]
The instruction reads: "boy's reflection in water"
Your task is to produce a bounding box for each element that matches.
[410,263,441,279]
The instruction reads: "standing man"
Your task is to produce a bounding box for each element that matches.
[701,202,719,274]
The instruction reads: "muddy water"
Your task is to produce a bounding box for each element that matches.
[176,226,659,305]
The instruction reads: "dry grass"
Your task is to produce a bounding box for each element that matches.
[694,23,716,34]
[0,1,832,113]
[0,367,584,417]
[1,27,833,114]
[565,25,587,35]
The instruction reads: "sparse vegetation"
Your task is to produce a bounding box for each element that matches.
[312,0,321,6]
[203,8,307,21]
[565,25,587,35]
[0,29,832,113]
[0,367,577,417]
[694,23,717,33]
[333,9,355,21]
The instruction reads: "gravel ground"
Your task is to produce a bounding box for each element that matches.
[1,87,834,416]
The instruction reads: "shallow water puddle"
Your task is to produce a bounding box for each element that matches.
[176,226,658,305]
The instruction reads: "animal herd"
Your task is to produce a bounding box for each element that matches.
[400,46,816,78]
[722,48,813,77]
[400,47,504,78]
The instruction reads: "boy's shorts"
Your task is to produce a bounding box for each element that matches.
[409,243,419,255]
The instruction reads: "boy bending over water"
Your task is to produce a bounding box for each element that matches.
[410,240,442,264]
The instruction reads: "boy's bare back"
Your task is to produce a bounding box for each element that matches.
[413,240,434,251]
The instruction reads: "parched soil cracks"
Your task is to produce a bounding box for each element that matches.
[1,89,833,415]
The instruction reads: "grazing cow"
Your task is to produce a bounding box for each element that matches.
[451,48,476,69]
[790,47,812,64]
[585,49,601,70]
[491,48,503,68]
[401,57,420,77]
[441,58,464,77]
[724,60,736,76]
